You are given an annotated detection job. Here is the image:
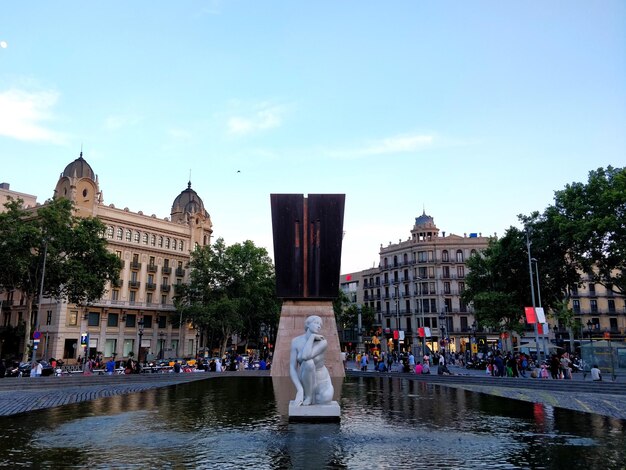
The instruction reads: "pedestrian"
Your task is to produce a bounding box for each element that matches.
[106,357,116,375]
[590,364,602,382]
[0,359,6,378]
[414,361,423,374]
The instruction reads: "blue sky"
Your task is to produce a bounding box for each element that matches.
[1,2,624,274]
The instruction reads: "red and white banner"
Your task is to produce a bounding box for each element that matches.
[535,307,546,323]
[524,307,537,324]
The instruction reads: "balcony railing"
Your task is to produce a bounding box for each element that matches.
[161,284,171,292]
[162,266,172,274]
[146,282,157,291]
[130,261,142,270]
[175,268,185,277]
[112,279,123,288]
[128,280,141,288]
[147,264,158,273]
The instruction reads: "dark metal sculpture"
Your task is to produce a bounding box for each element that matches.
[270,194,345,299]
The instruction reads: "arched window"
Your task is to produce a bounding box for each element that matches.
[442,250,449,262]
[134,231,140,243]
[158,236,164,247]
[165,238,170,249]
[470,249,477,257]
[179,240,184,251]
[143,233,149,245]
[456,250,464,263]
[126,229,132,242]
[116,228,123,240]
[106,226,114,239]
[150,234,156,246]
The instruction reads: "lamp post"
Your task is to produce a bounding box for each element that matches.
[356,305,364,354]
[195,330,200,359]
[438,310,447,356]
[470,320,477,359]
[525,229,541,361]
[137,316,144,364]
[531,258,548,358]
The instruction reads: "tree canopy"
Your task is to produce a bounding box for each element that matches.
[175,238,280,357]
[0,197,121,361]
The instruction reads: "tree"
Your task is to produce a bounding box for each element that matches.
[540,166,626,295]
[176,238,279,357]
[462,228,532,335]
[0,197,121,361]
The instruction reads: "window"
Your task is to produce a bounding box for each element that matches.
[104,339,117,357]
[608,299,616,313]
[150,234,156,246]
[46,310,52,326]
[573,300,581,313]
[129,291,136,303]
[161,295,167,305]
[418,251,427,262]
[588,283,596,294]
[164,258,170,269]
[107,226,114,238]
[162,277,169,286]
[147,293,153,304]
[571,285,579,296]
[179,240,184,251]
[132,253,139,264]
[149,256,155,267]
[123,339,135,357]
[143,315,153,328]
[158,236,163,247]
[158,315,167,329]
[69,310,78,326]
[107,313,119,327]
[457,266,465,278]
[165,238,171,249]
[134,231,140,243]
[116,228,123,240]
[458,282,465,293]
[143,233,149,245]
[442,250,449,262]
[590,300,598,313]
[126,314,136,328]
[442,266,450,278]
[610,317,618,330]
[126,229,132,241]
[131,271,138,282]
[444,282,451,294]
[456,250,464,263]
[112,290,119,301]
[88,312,100,327]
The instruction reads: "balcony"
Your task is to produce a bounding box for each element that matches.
[130,261,142,270]
[112,279,123,288]
[146,282,157,291]
[175,268,185,277]
[128,280,141,289]
[147,264,158,273]
[161,284,171,292]
[162,266,172,275]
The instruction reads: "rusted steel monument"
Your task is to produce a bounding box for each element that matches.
[270,194,346,380]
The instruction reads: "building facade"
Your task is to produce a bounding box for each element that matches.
[341,212,492,356]
[1,153,213,363]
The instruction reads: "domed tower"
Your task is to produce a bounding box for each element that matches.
[411,210,440,242]
[54,152,101,217]
[171,181,213,247]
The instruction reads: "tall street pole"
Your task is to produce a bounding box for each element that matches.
[532,258,548,358]
[525,229,541,360]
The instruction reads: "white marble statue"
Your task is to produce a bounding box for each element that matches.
[289,315,334,406]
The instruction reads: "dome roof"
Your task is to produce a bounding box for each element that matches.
[171,182,209,218]
[414,210,435,226]
[62,152,96,180]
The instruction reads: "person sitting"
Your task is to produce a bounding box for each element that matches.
[590,364,602,382]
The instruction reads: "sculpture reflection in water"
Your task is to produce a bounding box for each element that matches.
[290,315,334,406]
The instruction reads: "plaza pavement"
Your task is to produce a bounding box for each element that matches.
[346,360,626,420]
[0,364,624,420]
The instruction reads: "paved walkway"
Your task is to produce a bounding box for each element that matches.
[346,361,626,420]
[0,371,263,417]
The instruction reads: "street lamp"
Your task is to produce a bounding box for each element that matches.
[532,258,548,358]
[137,316,144,363]
[438,311,447,355]
[470,320,477,358]
[525,229,542,360]
[195,330,200,358]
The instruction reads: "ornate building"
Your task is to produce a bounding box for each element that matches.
[1,153,212,363]
[341,212,492,356]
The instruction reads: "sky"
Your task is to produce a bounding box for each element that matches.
[1,2,624,274]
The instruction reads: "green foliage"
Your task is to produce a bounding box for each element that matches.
[0,197,121,361]
[177,238,279,355]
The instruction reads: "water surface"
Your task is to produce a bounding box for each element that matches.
[0,376,624,469]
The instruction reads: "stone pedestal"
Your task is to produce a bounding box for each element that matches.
[270,300,345,379]
[288,400,341,422]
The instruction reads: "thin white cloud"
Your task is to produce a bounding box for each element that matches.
[167,128,193,140]
[227,103,284,136]
[0,88,66,143]
[104,114,142,131]
[328,133,434,159]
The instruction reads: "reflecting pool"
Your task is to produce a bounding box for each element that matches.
[1,376,625,469]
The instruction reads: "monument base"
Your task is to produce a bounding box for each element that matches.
[288,400,341,422]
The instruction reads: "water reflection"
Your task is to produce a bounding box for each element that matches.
[0,376,624,469]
